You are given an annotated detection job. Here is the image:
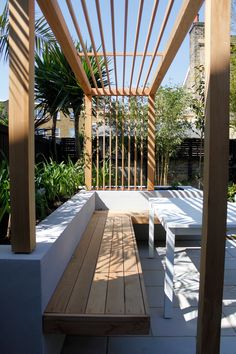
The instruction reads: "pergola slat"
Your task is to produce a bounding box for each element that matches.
[81,0,105,91]
[66,0,98,90]
[95,0,111,90]
[149,0,204,94]
[110,0,118,90]
[129,0,144,91]
[142,0,174,92]
[136,0,159,91]
[123,0,129,90]
[37,0,91,94]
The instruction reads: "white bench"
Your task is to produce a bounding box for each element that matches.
[149,197,236,318]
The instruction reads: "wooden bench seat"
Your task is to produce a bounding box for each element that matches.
[43,212,150,335]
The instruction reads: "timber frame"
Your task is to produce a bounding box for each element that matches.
[8,1,231,354]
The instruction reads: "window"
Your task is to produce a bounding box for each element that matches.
[55,128,61,137]
[56,112,61,120]
[34,109,44,120]
[69,111,75,120]
[69,128,75,138]
[35,128,46,136]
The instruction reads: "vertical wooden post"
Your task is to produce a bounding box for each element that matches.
[140,97,144,190]
[196,1,231,354]
[84,95,92,190]
[121,96,125,189]
[115,97,118,189]
[134,97,137,190]
[103,98,106,190]
[147,94,156,190]
[96,98,99,190]
[9,0,35,253]
[109,97,112,189]
[128,97,131,190]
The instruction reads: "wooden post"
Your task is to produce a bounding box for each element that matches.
[196,1,231,353]
[84,95,92,190]
[9,0,35,253]
[147,94,155,190]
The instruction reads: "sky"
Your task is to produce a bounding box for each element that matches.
[0,0,205,101]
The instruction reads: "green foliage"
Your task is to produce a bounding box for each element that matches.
[0,101,8,126]
[35,158,84,219]
[0,1,56,61]
[92,159,112,187]
[228,183,236,202]
[230,44,236,130]
[0,156,85,226]
[155,86,190,157]
[190,65,205,136]
[155,86,190,185]
[0,158,10,223]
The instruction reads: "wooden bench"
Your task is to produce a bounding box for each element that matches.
[43,212,150,335]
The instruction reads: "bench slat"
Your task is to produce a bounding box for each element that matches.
[125,272,145,314]
[65,214,107,314]
[105,272,125,314]
[45,213,100,313]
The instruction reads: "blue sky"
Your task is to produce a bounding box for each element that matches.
[0,0,205,101]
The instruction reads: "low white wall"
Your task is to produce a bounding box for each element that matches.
[95,188,202,241]
[0,191,95,354]
[95,187,202,210]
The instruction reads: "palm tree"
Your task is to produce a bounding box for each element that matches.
[0,1,56,61]
[36,43,110,160]
[35,46,70,160]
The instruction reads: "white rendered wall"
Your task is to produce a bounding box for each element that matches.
[95,187,202,210]
[0,191,95,354]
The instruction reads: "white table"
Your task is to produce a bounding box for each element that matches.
[149,197,236,318]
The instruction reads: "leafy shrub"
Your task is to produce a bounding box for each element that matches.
[228,183,236,202]
[0,157,85,226]
[0,159,10,223]
[35,158,84,219]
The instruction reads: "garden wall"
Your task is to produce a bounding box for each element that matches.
[0,191,95,354]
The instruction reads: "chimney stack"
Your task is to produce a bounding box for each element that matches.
[194,14,199,23]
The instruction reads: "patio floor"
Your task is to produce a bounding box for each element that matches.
[61,238,236,354]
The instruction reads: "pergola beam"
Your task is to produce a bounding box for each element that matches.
[77,52,163,57]
[37,0,91,95]
[91,88,150,96]
[149,0,203,94]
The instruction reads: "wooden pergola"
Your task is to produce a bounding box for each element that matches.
[8,0,231,353]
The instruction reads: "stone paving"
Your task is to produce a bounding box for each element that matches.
[62,239,236,354]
